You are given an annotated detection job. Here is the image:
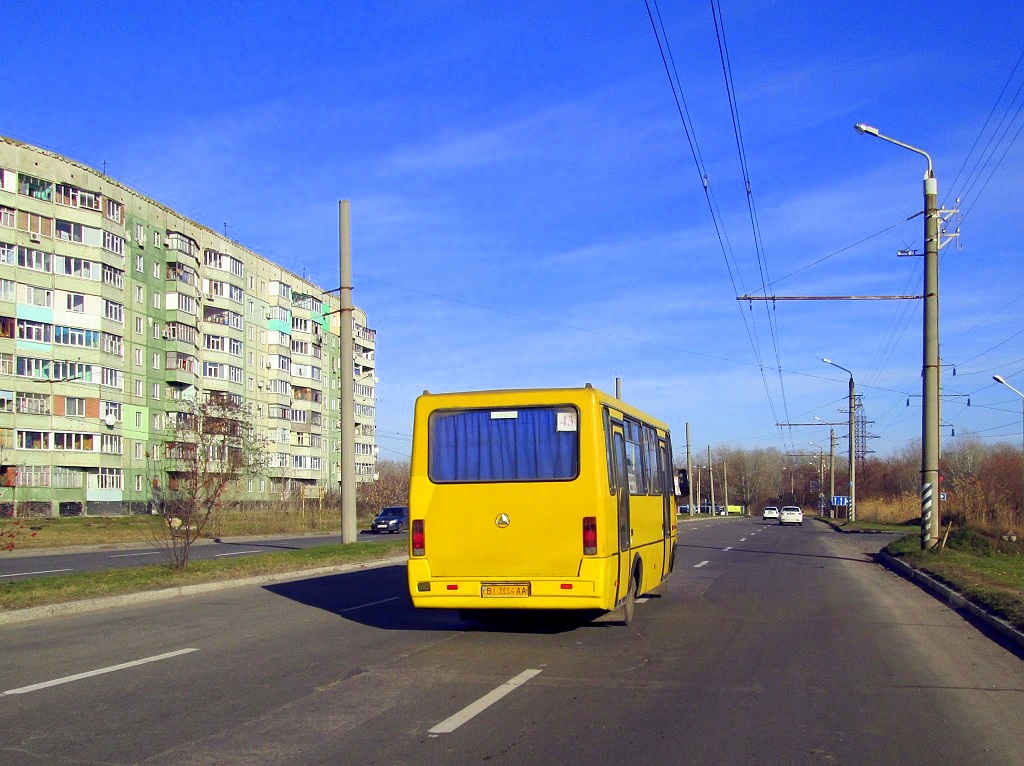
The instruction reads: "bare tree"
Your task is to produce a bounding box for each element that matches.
[357,459,410,525]
[154,394,268,569]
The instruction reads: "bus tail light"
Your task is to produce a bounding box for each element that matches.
[583,516,597,555]
[412,519,425,556]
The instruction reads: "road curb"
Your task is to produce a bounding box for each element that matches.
[0,554,408,627]
[877,550,1024,654]
[812,516,902,534]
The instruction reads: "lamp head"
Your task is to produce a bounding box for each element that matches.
[822,357,832,365]
[854,123,879,136]
[993,375,1007,385]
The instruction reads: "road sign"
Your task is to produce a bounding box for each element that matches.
[940,492,947,501]
[832,495,849,506]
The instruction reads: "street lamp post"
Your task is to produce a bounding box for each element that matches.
[338,201,357,544]
[809,442,825,516]
[823,358,856,521]
[855,123,940,549]
[993,375,1024,513]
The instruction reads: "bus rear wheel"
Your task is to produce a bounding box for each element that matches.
[618,575,638,626]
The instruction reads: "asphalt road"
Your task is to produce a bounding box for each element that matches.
[1,517,1022,765]
[0,530,402,580]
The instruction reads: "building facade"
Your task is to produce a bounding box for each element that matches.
[0,137,376,516]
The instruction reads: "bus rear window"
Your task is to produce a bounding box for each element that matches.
[429,406,580,482]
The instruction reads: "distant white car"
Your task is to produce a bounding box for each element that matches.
[763,506,780,521]
[779,506,803,525]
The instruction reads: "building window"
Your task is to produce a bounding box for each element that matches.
[52,325,100,348]
[18,173,53,201]
[55,184,100,210]
[102,264,124,288]
[17,392,49,415]
[17,210,53,237]
[65,396,86,416]
[101,434,122,454]
[17,319,51,343]
[103,300,124,323]
[101,332,122,356]
[102,230,125,256]
[104,199,123,224]
[17,430,49,449]
[18,247,52,273]
[59,256,99,280]
[55,220,84,242]
[101,367,123,388]
[54,432,95,451]
[135,285,144,304]
[67,293,85,313]
[98,467,123,489]
[24,286,53,308]
[136,254,144,272]
[101,401,121,421]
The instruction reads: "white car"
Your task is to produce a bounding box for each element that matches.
[779,506,803,525]
[763,506,780,521]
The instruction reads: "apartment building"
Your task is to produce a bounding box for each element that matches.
[0,137,376,517]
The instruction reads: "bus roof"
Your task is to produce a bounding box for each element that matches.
[415,384,671,432]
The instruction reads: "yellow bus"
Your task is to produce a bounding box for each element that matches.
[407,384,677,624]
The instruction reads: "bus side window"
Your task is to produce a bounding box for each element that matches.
[644,425,661,495]
[604,407,616,494]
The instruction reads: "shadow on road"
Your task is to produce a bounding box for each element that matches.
[213,539,303,552]
[264,564,607,635]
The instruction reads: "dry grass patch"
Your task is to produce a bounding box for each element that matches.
[0,539,407,612]
[888,531,1024,631]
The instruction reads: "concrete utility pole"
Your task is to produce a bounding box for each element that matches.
[823,358,855,522]
[855,123,942,549]
[829,428,836,519]
[707,446,716,515]
[686,423,694,515]
[338,201,357,544]
[723,461,729,513]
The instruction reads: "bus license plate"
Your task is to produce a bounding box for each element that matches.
[481,583,530,598]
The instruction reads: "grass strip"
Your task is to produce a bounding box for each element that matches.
[0,540,407,612]
[887,535,1024,632]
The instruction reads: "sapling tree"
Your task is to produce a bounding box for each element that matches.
[155,394,268,569]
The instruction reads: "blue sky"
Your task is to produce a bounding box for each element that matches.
[4,2,1023,462]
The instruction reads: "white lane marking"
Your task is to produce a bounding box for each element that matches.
[109,551,161,558]
[694,560,709,568]
[429,669,543,735]
[213,550,260,557]
[0,568,74,579]
[3,648,199,696]
[740,537,748,542]
[635,597,649,604]
[338,596,399,613]
[723,546,733,551]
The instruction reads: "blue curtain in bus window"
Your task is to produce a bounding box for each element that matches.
[430,408,578,481]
